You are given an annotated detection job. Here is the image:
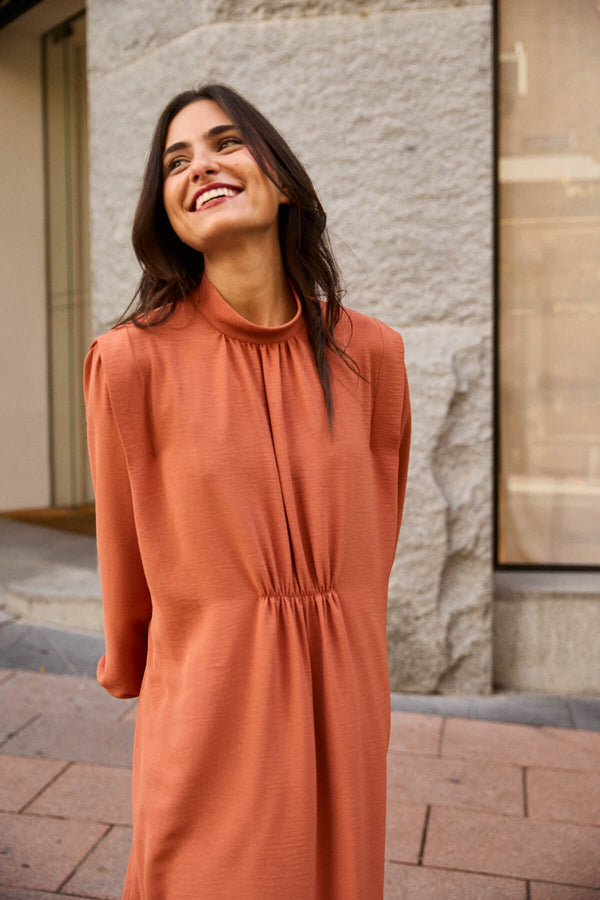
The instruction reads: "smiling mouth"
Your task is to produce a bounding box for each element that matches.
[193,186,241,211]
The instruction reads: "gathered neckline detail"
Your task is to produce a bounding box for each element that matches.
[193,274,305,345]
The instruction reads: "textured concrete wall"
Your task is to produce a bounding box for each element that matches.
[494,591,600,695]
[87,0,493,692]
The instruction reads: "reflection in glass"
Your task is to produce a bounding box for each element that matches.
[498,0,600,565]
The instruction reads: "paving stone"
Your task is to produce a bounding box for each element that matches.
[389,711,443,757]
[119,701,138,724]
[468,694,574,729]
[0,623,25,659]
[0,625,53,674]
[423,807,600,887]
[527,768,600,827]
[0,810,106,891]
[0,756,67,812]
[390,693,583,730]
[385,801,427,865]
[0,891,90,899]
[4,569,102,638]
[529,884,600,899]
[28,762,132,825]
[388,752,523,816]
[390,693,475,719]
[0,519,97,575]
[442,718,600,772]
[384,862,527,899]
[30,625,104,678]
[0,623,68,677]
[569,698,600,733]
[0,670,135,723]
[0,622,102,678]
[1,713,135,767]
[62,825,132,900]
[0,700,38,746]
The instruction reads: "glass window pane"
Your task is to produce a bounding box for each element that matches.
[498,0,600,565]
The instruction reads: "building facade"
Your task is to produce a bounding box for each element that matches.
[1,0,598,694]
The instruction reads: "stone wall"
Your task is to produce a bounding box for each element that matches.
[87,0,493,692]
[494,574,600,695]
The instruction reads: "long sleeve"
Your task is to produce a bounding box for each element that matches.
[84,341,152,698]
[369,321,411,546]
[395,368,411,540]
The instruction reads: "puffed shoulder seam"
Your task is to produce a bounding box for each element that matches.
[86,327,153,465]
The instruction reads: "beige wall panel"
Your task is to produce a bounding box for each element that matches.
[0,33,50,510]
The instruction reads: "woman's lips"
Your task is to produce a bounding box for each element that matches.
[190,184,242,211]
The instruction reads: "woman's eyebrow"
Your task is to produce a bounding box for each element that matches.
[163,140,189,160]
[163,125,238,161]
[206,124,237,139]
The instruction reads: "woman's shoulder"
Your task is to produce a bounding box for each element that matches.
[84,324,139,410]
[85,316,166,407]
[87,303,192,369]
[337,305,405,372]
[88,321,135,354]
[345,306,404,343]
[340,308,409,449]
[85,322,140,382]
[90,300,195,351]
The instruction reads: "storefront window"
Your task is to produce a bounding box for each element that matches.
[497,0,600,566]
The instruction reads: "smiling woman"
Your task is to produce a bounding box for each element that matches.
[125,84,360,419]
[161,100,288,273]
[84,83,411,900]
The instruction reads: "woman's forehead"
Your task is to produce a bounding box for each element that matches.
[165,99,233,146]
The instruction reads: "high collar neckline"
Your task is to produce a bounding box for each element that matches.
[194,274,304,344]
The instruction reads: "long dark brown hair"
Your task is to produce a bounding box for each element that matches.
[124,83,357,421]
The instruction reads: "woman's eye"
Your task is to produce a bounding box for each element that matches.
[218,137,243,151]
[166,157,186,174]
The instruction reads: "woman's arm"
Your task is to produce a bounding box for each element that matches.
[84,342,152,699]
[370,319,412,543]
[396,369,411,541]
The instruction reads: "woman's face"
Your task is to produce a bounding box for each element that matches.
[162,99,287,256]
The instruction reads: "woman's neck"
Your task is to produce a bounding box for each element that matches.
[203,241,295,327]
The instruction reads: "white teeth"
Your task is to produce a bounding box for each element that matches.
[195,187,238,210]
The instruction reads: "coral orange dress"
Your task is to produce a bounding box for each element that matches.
[84,276,410,900]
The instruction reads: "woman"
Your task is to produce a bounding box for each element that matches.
[85,83,410,900]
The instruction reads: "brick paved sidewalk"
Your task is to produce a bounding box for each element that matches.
[0,668,599,899]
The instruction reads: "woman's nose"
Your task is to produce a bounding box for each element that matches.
[190,151,220,181]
